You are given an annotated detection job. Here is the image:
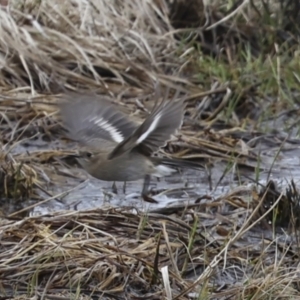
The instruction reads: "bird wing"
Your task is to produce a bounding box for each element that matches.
[59,92,138,147]
[108,92,186,159]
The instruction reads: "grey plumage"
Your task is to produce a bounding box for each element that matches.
[59,93,137,147]
[59,89,202,187]
[108,96,185,159]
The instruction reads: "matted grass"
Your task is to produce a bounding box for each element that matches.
[1,197,300,299]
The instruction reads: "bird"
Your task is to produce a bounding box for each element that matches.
[58,88,203,198]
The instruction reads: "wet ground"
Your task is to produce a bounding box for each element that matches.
[3,128,300,217]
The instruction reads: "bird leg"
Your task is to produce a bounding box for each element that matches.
[111,181,118,194]
[142,175,150,195]
[142,175,158,203]
[123,181,127,193]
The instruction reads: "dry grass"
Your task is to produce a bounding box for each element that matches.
[1,0,300,298]
[1,0,190,90]
[1,191,300,299]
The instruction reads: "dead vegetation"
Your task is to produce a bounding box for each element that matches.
[1,0,300,298]
[1,200,300,299]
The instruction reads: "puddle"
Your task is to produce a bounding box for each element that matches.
[31,167,212,215]
[2,132,300,217]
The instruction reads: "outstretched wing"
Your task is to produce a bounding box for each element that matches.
[59,92,137,147]
[108,88,186,159]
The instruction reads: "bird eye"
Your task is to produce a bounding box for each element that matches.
[84,151,93,159]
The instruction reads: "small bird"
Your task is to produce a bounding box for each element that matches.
[59,88,202,198]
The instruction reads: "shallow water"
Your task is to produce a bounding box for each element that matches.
[2,133,300,217]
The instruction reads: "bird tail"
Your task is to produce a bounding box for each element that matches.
[153,157,204,171]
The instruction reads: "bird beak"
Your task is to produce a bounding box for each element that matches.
[69,151,80,158]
